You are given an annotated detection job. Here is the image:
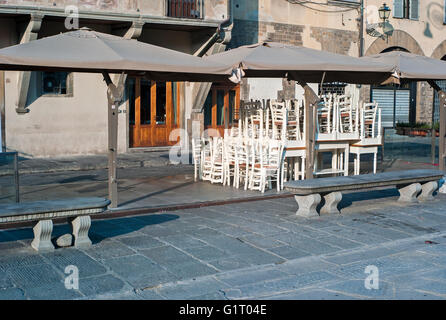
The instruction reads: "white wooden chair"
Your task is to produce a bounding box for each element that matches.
[223,135,237,186]
[235,139,250,190]
[336,94,354,134]
[249,139,284,193]
[317,94,333,135]
[201,137,213,182]
[270,100,287,140]
[350,102,382,175]
[209,137,224,184]
[191,137,203,182]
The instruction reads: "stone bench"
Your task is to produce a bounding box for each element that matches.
[284,169,444,217]
[0,197,110,252]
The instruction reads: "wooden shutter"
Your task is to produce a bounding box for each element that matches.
[393,0,404,18]
[409,0,419,20]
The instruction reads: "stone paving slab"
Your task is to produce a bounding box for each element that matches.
[1,189,446,299]
[0,151,175,175]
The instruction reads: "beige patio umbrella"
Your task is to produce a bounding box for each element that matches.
[0,27,232,81]
[360,51,446,171]
[0,27,233,208]
[364,51,446,83]
[205,42,394,84]
[205,42,395,178]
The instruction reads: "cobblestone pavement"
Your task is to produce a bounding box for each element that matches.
[1,188,446,300]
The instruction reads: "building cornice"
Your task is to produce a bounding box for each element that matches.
[0,5,221,28]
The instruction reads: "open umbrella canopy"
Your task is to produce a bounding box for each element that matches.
[204,42,394,84]
[363,51,446,83]
[0,27,232,81]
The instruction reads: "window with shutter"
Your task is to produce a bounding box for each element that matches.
[444,0,446,24]
[409,0,419,20]
[393,0,404,18]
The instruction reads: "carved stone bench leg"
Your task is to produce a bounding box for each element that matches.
[295,194,321,217]
[31,220,54,252]
[320,192,342,215]
[72,216,92,248]
[418,181,438,201]
[397,183,422,203]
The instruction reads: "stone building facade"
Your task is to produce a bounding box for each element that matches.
[230,0,446,126]
[0,0,231,157]
[1,0,446,157]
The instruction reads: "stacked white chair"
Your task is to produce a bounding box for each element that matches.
[350,101,382,175]
[193,94,382,192]
[191,137,203,182]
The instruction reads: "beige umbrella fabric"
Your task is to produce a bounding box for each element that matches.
[204,42,394,84]
[0,27,232,81]
[363,51,446,83]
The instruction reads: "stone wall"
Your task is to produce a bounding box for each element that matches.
[0,0,229,21]
[310,27,358,54]
[417,83,434,123]
[277,78,295,101]
[258,21,304,46]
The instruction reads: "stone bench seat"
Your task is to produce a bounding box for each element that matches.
[284,169,444,217]
[0,197,110,252]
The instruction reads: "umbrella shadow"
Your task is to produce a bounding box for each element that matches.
[0,213,179,246]
[88,213,179,244]
[316,187,400,212]
[118,180,196,207]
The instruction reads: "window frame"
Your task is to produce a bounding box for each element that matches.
[393,0,419,20]
[39,71,73,97]
[444,0,446,24]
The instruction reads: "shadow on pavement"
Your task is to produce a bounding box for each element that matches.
[0,213,179,246]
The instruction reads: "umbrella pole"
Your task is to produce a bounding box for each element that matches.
[103,72,125,208]
[439,91,446,172]
[290,72,320,179]
[428,81,446,172]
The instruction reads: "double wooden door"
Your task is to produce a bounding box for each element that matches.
[204,84,240,137]
[129,78,180,147]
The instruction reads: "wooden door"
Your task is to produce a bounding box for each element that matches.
[129,78,181,147]
[204,84,240,137]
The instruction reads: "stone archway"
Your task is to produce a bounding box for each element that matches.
[431,40,446,60]
[364,30,429,124]
[365,29,424,56]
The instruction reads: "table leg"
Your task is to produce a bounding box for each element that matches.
[344,146,349,176]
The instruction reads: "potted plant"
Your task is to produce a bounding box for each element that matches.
[395,122,410,135]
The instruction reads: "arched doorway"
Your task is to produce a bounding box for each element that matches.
[370,47,417,127]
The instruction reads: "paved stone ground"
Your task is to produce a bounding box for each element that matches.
[0,154,439,208]
[0,150,174,175]
[1,189,446,300]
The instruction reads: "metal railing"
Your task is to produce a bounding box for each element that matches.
[0,151,19,203]
[166,0,203,19]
